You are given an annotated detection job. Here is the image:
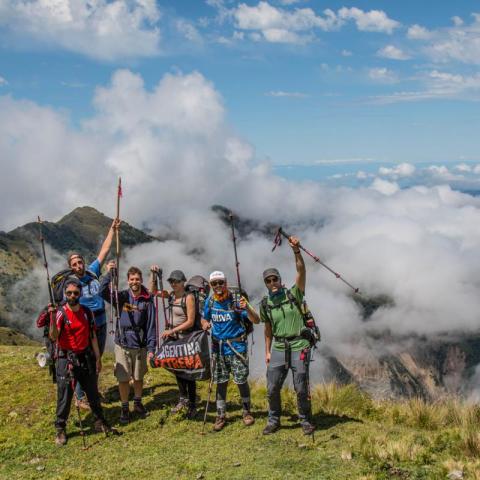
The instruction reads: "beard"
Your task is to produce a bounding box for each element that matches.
[67,297,80,307]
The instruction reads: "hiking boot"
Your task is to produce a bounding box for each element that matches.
[171,398,189,414]
[213,415,226,432]
[119,406,130,425]
[75,397,91,411]
[133,402,149,419]
[262,423,280,435]
[186,405,197,420]
[243,412,255,426]
[302,422,315,436]
[55,429,67,446]
[94,419,112,434]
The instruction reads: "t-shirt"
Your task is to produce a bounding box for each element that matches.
[203,295,248,356]
[56,306,92,353]
[260,285,310,352]
[78,259,106,326]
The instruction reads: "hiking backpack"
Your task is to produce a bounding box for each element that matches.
[50,268,98,304]
[260,289,321,347]
[167,275,210,332]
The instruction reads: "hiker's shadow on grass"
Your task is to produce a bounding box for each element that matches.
[101,381,177,404]
[145,388,179,411]
[312,412,362,430]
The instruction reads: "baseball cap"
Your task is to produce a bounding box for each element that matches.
[209,271,226,282]
[167,270,187,282]
[263,268,281,281]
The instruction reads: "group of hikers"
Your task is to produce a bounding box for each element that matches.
[37,219,319,446]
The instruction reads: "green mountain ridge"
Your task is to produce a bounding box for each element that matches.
[0,206,156,331]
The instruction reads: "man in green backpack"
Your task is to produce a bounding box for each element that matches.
[260,236,315,436]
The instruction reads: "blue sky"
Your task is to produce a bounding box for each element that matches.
[1,0,480,176]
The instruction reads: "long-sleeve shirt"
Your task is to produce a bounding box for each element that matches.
[99,272,156,353]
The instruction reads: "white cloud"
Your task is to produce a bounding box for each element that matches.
[368,67,398,83]
[231,2,399,44]
[379,163,416,179]
[341,49,352,57]
[372,70,480,103]
[454,163,472,173]
[452,16,464,27]
[338,7,400,34]
[265,90,309,98]
[0,0,161,61]
[407,24,432,40]
[369,177,400,195]
[175,19,203,44]
[409,14,480,65]
[377,44,410,60]
[0,76,7,86]
[278,0,304,4]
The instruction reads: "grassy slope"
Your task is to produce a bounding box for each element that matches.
[1,346,480,480]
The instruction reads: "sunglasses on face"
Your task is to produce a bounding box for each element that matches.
[210,280,225,287]
[168,279,180,285]
[265,276,279,284]
[65,290,80,297]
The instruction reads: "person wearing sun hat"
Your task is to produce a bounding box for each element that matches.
[201,270,260,431]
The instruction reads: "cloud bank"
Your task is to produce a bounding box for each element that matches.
[0,0,161,61]
[3,69,480,358]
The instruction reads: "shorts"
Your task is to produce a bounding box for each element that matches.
[213,352,249,385]
[114,344,148,382]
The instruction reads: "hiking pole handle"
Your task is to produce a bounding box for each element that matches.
[156,269,170,330]
[274,227,360,294]
[229,211,242,292]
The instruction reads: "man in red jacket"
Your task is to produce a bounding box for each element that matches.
[48,278,111,446]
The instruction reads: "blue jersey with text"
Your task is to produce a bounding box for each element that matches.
[78,259,106,326]
[203,295,248,356]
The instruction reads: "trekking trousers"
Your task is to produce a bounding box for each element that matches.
[55,351,105,430]
[266,347,312,426]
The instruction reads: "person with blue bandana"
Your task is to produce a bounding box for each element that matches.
[201,270,259,431]
[66,218,120,409]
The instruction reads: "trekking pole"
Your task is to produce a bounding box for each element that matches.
[68,365,88,450]
[37,216,55,305]
[229,211,254,352]
[229,212,242,293]
[37,216,58,343]
[201,353,216,435]
[108,267,119,335]
[153,269,160,350]
[156,269,170,330]
[272,227,360,294]
[115,177,122,289]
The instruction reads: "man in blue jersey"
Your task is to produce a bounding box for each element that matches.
[201,271,260,431]
[66,218,120,408]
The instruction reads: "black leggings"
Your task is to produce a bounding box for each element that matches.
[176,375,197,406]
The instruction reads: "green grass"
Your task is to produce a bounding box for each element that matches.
[1,345,480,480]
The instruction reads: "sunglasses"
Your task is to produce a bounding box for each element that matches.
[65,290,80,297]
[168,279,180,285]
[210,280,225,287]
[265,276,279,284]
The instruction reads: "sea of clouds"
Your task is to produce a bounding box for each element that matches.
[3,69,480,378]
